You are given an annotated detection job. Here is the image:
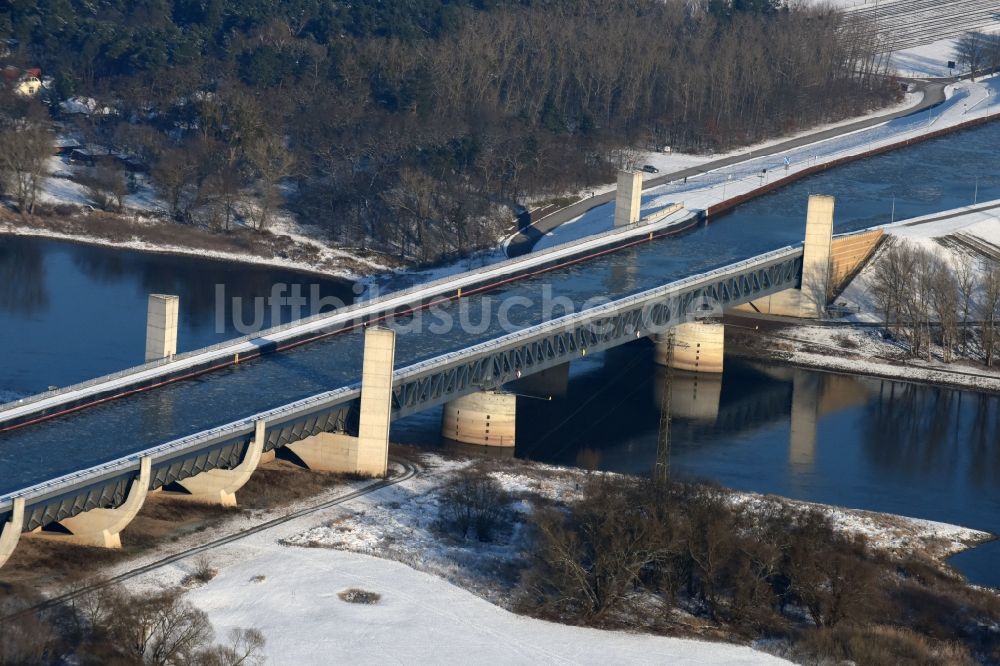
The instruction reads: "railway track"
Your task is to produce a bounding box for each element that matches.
[3,455,422,619]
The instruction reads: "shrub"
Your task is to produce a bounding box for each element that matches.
[338,589,381,604]
[437,469,513,542]
[796,624,975,666]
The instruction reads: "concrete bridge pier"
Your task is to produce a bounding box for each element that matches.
[31,457,151,549]
[285,327,396,477]
[0,497,25,569]
[159,420,265,507]
[654,321,725,374]
[441,390,517,447]
[145,294,179,362]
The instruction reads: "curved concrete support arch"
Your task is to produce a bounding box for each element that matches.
[164,421,265,507]
[0,497,25,569]
[34,457,151,549]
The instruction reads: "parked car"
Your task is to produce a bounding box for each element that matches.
[641,164,659,174]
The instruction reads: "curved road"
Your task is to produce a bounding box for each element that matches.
[507,79,950,256]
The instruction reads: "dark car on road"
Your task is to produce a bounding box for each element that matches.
[641,164,659,173]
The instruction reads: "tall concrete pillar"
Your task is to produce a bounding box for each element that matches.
[799,195,835,318]
[145,294,179,362]
[33,457,151,549]
[442,390,516,447]
[654,322,725,374]
[0,497,25,570]
[161,420,265,506]
[356,326,396,475]
[614,170,642,228]
[284,327,395,477]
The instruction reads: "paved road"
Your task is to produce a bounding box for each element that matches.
[507,80,951,256]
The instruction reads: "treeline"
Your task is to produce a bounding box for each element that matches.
[517,474,999,664]
[1,1,898,263]
[870,242,1000,365]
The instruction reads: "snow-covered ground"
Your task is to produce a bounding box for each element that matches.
[892,27,1000,78]
[113,452,991,665]
[744,323,1000,392]
[119,456,791,665]
[536,76,1000,251]
[184,548,788,666]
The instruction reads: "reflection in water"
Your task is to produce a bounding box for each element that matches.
[655,367,722,422]
[0,240,48,315]
[392,341,1000,586]
[866,382,1000,487]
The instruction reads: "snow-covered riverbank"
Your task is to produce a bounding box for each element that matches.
[111,452,990,665]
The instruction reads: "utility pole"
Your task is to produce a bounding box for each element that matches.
[655,331,689,484]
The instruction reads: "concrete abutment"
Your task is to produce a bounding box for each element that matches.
[0,497,25,569]
[285,326,396,477]
[614,170,642,228]
[145,294,179,362]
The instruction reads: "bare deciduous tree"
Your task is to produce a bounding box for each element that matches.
[80,162,128,212]
[245,133,295,231]
[980,263,1000,367]
[0,121,52,214]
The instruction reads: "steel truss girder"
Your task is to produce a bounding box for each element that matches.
[392,252,802,418]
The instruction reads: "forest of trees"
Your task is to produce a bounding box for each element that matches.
[1,0,897,263]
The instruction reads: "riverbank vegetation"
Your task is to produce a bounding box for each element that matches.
[0,0,897,264]
[517,473,999,664]
[869,240,1000,367]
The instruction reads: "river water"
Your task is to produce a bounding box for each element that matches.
[1,119,999,585]
[0,237,352,397]
[390,344,1000,587]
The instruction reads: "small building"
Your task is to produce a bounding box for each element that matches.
[1,66,43,97]
[54,137,83,156]
[15,76,42,97]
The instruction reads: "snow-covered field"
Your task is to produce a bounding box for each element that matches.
[120,456,789,665]
[184,548,787,666]
[117,452,989,665]
[891,30,1000,79]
